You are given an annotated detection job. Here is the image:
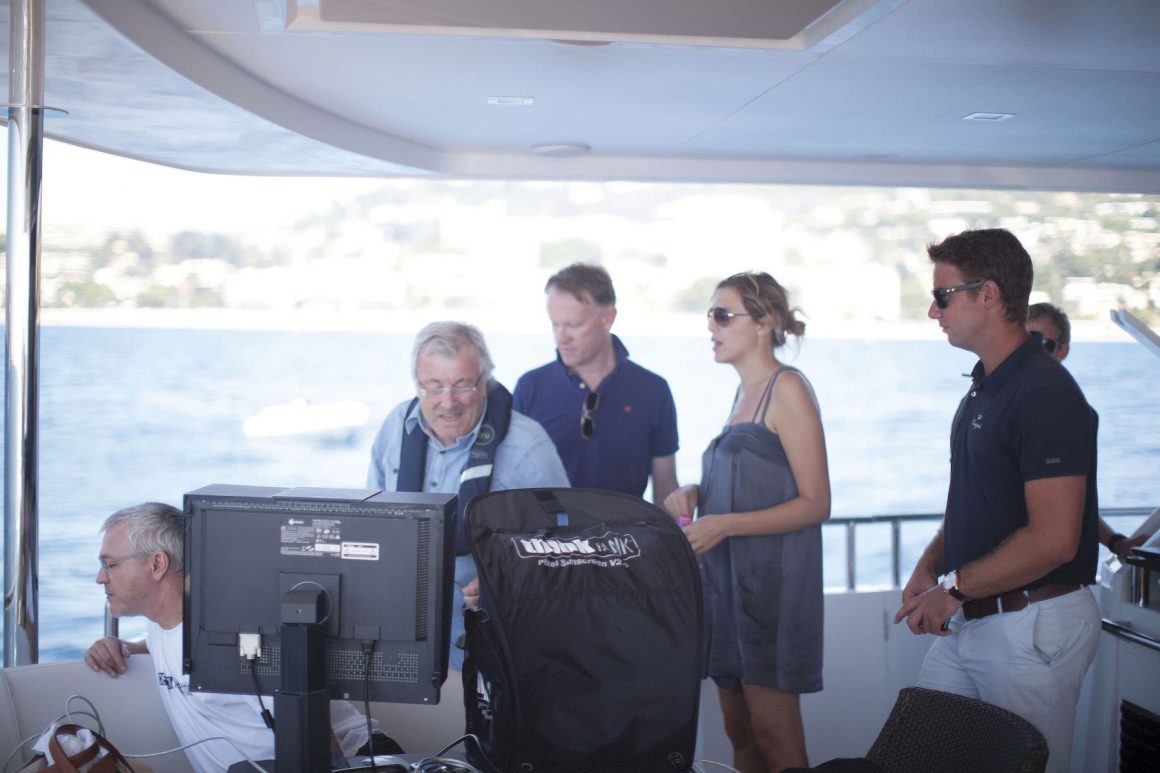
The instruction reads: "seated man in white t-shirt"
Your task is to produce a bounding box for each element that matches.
[84,502,393,771]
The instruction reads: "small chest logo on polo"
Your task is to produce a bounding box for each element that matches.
[971,413,983,430]
[513,532,641,567]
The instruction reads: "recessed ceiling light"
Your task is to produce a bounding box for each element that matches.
[532,143,592,158]
[488,96,535,106]
[961,112,1015,122]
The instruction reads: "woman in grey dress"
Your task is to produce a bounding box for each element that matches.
[664,272,830,773]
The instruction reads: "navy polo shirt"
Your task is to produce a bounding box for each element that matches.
[944,336,1098,588]
[513,335,679,497]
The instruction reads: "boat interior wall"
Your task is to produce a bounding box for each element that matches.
[3,0,1160,189]
[0,657,192,772]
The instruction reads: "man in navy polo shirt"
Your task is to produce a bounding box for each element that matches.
[513,263,679,504]
[894,229,1100,773]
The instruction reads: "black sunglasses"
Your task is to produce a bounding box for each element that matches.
[1041,337,1059,354]
[931,279,984,310]
[707,307,752,326]
[580,391,600,439]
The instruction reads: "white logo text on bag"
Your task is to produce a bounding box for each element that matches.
[512,532,641,567]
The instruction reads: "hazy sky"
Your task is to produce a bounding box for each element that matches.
[18,139,384,233]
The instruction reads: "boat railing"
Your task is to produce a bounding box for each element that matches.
[823,505,1154,592]
[101,506,1155,638]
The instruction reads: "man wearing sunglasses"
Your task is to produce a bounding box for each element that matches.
[1028,302,1149,560]
[366,321,569,669]
[513,263,680,504]
[894,228,1100,773]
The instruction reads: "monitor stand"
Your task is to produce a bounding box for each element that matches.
[275,591,331,773]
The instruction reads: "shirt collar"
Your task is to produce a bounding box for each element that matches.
[971,335,1043,392]
[554,334,630,386]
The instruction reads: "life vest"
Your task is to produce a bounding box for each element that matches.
[397,383,513,554]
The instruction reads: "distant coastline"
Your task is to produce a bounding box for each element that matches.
[38,306,1141,343]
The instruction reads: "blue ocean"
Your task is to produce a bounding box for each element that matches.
[3,325,1158,662]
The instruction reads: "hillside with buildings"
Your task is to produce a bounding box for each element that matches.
[18,182,1160,328]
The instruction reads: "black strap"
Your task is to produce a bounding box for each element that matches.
[397,385,513,554]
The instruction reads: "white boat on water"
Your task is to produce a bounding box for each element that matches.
[242,399,370,442]
[3,1,1160,771]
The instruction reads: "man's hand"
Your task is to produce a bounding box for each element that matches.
[463,577,480,610]
[85,636,139,677]
[1112,533,1149,559]
[901,566,938,603]
[683,516,730,555]
[893,586,961,636]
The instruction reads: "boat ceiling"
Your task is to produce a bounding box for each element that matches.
[4,0,1160,190]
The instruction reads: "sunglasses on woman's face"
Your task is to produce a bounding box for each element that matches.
[707,307,752,326]
[1041,337,1059,354]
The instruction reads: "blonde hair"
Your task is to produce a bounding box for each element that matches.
[717,271,805,349]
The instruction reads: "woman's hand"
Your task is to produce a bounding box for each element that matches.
[683,516,729,555]
[663,484,698,521]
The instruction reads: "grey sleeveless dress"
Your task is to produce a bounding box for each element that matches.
[697,367,823,694]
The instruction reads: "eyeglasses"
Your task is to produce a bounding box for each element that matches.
[98,552,147,575]
[707,307,752,326]
[1041,337,1059,354]
[580,391,600,439]
[417,374,482,398]
[931,279,985,310]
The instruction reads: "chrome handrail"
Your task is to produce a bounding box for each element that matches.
[824,506,1154,591]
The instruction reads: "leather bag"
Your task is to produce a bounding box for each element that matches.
[24,724,135,773]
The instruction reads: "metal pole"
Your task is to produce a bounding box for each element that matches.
[845,521,856,592]
[3,0,45,667]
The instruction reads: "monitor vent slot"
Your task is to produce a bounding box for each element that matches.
[415,519,430,640]
[198,518,210,622]
[1120,700,1160,772]
[236,643,420,686]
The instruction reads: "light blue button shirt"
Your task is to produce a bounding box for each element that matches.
[366,396,570,669]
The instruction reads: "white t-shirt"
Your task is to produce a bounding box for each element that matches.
[146,621,276,771]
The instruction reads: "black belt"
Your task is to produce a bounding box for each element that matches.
[961,583,1082,621]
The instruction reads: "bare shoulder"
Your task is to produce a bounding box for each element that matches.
[772,368,819,405]
[767,368,823,431]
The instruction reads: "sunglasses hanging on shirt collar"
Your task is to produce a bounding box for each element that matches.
[580,391,600,439]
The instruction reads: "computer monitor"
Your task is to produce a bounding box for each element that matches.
[183,484,456,705]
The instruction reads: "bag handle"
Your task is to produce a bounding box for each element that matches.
[45,724,133,773]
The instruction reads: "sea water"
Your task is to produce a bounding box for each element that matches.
[3,326,1158,661]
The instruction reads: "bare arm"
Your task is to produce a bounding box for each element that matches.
[649,454,679,506]
[956,475,1085,597]
[894,475,1086,635]
[683,371,830,554]
[902,524,945,602]
[85,636,149,677]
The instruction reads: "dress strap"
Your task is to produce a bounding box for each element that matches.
[751,367,796,424]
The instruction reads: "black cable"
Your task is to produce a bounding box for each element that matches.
[362,640,377,773]
[247,657,275,730]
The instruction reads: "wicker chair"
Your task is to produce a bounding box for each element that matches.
[864,687,1049,773]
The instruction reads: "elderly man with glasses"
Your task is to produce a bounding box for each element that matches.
[894,228,1101,773]
[513,263,680,505]
[366,321,569,670]
[85,502,388,770]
